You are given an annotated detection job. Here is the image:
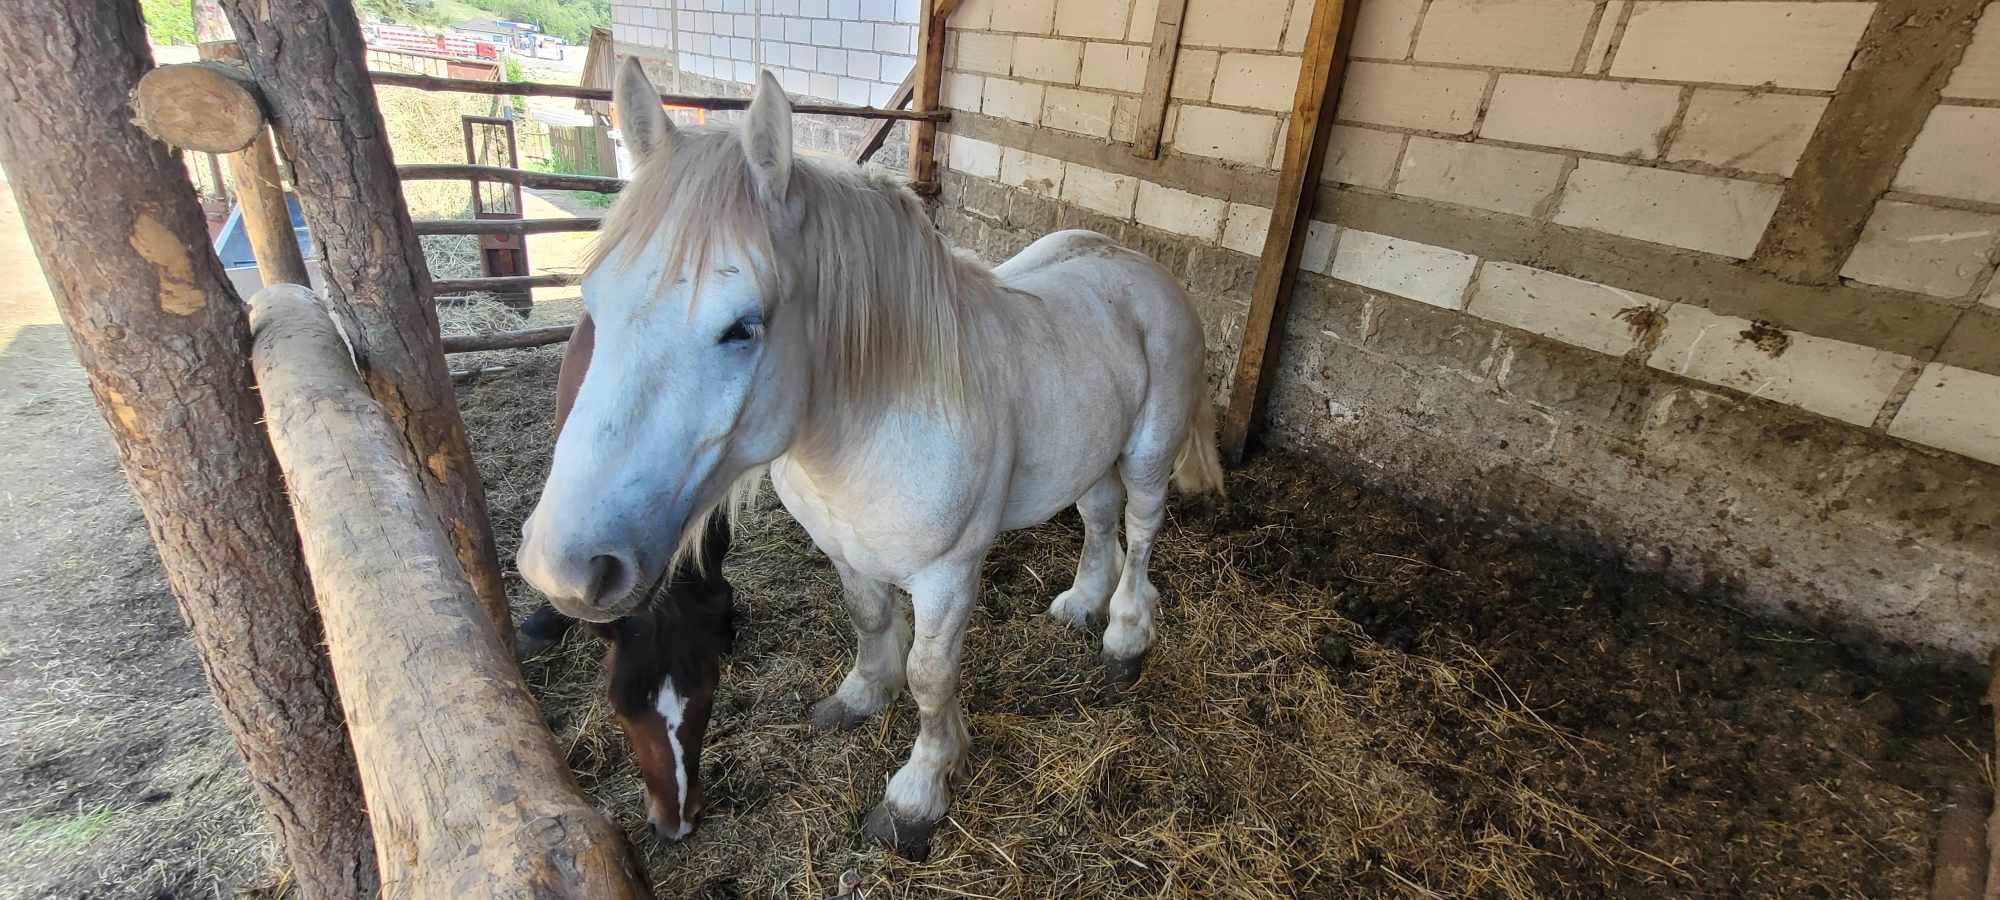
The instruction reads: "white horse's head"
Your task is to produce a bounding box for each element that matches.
[519,59,970,621]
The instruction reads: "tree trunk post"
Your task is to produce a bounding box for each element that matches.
[216,0,514,636]
[0,2,375,896]
[249,284,652,899]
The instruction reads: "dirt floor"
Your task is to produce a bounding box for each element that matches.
[445,317,1992,900]
[0,173,277,898]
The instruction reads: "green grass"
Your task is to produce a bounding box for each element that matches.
[0,808,118,856]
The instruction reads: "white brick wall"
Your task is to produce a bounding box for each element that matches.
[1895,105,2000,205]
[1839,201,2000,299]
[614,0,914,104]
[1608,2,1875,91]
[1396,138,1566,218]
[1349,0,1423,59]
[1337,62,1487,135]
[1173,105,1280,166]
[1325,228,1481,310]
[1649,304,1911,426]
[1320,125,1404,189]
[1222,203,1273,255]
[1469,262,1659,356]
[1479,75,1682,158]
[1137,182,1228,241]
[1891,364,2000,466]
[1554,161,1782,258]
[1210,53,1300,111]
[1061,162,1139,216]
[1182,0,1289,50]
[1413,0,1595,72]
[1666,91,1828,177]
[1944,7,2000,101]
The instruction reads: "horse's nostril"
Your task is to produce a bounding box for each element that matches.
[585,553,626,606]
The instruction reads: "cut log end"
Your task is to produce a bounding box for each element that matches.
[131,62,266,154]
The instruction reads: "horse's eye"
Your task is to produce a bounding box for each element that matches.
[718,315,763,345]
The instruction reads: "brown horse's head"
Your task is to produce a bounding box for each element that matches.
[600,532,734,842]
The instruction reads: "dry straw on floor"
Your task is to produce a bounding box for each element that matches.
[447,298,1979,899]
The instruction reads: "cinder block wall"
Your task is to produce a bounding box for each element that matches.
[933,0,2000,659]
[611,0,921,161]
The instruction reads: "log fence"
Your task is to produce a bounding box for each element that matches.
[20,1,955,894]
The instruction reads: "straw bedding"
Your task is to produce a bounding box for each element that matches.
[443,300,1985,899]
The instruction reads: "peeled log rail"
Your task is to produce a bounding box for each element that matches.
[443,325,574,353]
[369,70,949,121]
[433,273,582,294]
[399,163,625,193]
[247,285,650,899]
[414,217,601,236]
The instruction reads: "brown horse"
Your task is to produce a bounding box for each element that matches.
[517,312,737,842]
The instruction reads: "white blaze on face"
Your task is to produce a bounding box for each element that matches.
[655,679,695,841]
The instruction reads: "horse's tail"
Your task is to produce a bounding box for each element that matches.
[1173,394,1226,496]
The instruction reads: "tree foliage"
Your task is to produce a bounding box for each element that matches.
[140,0,197,45]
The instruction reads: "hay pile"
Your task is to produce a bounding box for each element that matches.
[444,301,1981,898]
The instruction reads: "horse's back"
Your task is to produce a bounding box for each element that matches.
[992,229,1200,353]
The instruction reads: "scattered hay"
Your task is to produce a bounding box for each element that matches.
[450,343,1985,900]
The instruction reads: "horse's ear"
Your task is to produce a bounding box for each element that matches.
[741,70,793,204]
[615,56,675,159]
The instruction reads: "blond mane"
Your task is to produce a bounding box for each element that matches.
[588,127,995,422]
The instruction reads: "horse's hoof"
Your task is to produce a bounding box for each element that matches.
[1046,598,1104,634]
[809,696,870,732]
[516,629,563,659]
[861,803,939,860]
[1101,652,1145,687]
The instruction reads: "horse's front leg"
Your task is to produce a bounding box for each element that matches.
[810,562,909,730]
[862,564,976,859]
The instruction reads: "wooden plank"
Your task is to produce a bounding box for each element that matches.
[850,70,916,166]
[0,2,375,894]
[907,0,960,190]
[222,0,514,637]
[443,325,574,353]
[1218,0,1360,464]
[413,217,601,236]
[399,163,625,193]
[369,70,949,121]
[248,285,649,899]
[1130,0,1190,159]
[433,273,581,294]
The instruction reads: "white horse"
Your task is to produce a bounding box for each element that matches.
[518,58,1224,855]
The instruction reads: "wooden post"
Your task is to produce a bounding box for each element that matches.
[1217,0,1360,464]
[217,0,514,635]
[248,285,651,900]
[0,3,376,897]
[907,0,959,191]
[136,50,313,289]
[1131,0,1190,159]
[851,70,916,166]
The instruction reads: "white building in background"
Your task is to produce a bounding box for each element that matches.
[611,0,921,108]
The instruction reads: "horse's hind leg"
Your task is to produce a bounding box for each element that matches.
[1046,471,1124,632]
[1103,449,1174,685]
[809,562,910,731]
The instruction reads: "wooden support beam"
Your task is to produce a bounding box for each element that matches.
[443,325,575,353]
[248,285,649,899]
[907,0,960,191]
[220,0,513,637]
[1218,0,1360,465]
[413,217,601,236]
[0,2,375,895]
[399,163,626,193]
[433,273,581,294]
[1131,0,1190,159]
[369,70,948,121]
[851,70,916,166]
[189,41,310,288]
